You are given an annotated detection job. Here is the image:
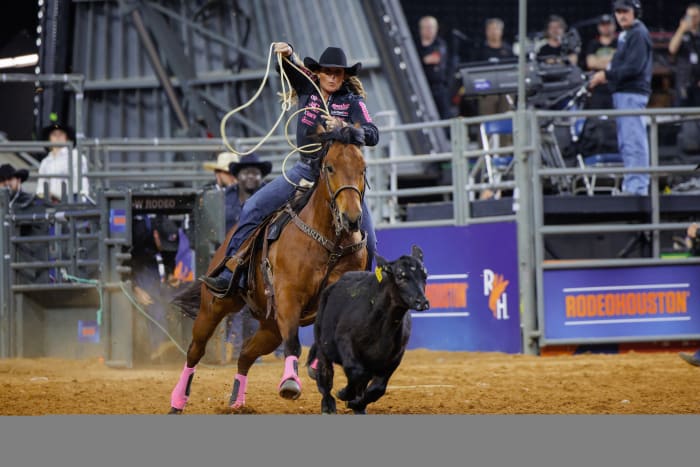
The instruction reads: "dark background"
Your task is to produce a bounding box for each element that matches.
[0,2,39,141]
[0,1,691,141]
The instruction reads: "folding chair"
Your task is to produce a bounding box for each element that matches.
[571,117,623,196]
[478,118,514,199]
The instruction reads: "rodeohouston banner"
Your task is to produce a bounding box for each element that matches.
[543,264,700,342]
[299,223,521,353]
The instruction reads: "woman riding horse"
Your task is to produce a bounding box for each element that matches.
[201,43,379,294]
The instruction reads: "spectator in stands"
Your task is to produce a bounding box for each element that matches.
[472,18,515,116]
[203,151,239,190]
[585,14,618,109]
[537,15,579,65]
[588,0,652,196]
[668,3,700,107]
[36,122,90,204]
[417,15,453,120]
[0,164,34,209]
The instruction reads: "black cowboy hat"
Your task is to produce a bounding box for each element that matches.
[303,47,362,76]
[0,164,14,182]
[0,164,29,183]
[229,153,272,177]
[41,122,76,143]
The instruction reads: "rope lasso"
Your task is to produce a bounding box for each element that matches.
[219,42,338,187]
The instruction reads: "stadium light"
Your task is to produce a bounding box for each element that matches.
[0,53,40,69]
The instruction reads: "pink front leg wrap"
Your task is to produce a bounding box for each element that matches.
[278,355,301,390]
[170,364,195,410]
[230,374,248,409]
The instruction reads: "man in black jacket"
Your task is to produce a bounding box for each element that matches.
[588,0,652,195]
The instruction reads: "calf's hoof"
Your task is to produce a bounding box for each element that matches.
[307,365,317,381]
[168,407,183,415]
[336,387,349,401]
[278,379,302,400]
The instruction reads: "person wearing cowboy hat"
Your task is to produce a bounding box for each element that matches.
[203,151,240,189]
[201,42,379,295]
[36,121,91,204]
[223,153,270,233]
[0,163,35,209]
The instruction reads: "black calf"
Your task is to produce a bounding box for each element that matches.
[308,245,430,414]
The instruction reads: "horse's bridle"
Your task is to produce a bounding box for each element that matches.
[322,159,366,237]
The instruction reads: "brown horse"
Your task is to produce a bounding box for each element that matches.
[169,126,368,413]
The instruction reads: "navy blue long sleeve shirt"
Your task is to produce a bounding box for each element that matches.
[605,20,652,96]
[280,53,379,163]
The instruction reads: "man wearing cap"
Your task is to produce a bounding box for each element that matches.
[36,122,90,204]
[585,14,618,109]
[588,0,652,195]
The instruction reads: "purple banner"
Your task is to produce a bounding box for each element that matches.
[543,265,700,342]
[300,223,521,353]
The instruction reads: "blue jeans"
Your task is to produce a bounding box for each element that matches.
[613,92,650,195]
[224,160,376,270]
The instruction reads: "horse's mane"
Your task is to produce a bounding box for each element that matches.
[318,125,365,146]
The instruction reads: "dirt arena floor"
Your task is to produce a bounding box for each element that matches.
[1,348,699,415]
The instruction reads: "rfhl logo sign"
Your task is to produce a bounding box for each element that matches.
[483,269,510,320]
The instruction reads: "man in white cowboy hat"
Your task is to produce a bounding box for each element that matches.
[203,151,239,189]
[36,121,90,204]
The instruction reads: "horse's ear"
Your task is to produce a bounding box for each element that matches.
[411,244,424,262]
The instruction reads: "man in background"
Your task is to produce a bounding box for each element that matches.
[588,0,652,196]
[669,3,700,106]
[417,15,453,120]
[585,14,618,109]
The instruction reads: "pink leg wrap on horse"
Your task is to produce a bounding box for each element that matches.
[310,358,319,370]
[230,374,247,409]
[171,364,196,410]
[279,356,301,390]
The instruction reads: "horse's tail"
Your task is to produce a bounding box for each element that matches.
[170,281,202,320]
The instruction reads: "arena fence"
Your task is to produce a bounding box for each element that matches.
[4,85,700,359]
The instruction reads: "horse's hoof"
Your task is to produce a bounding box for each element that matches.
[352,409,367,415]
[278,379,302,400]
[168,407,183,415]
[230,401,245,410]
[307,365,317,381]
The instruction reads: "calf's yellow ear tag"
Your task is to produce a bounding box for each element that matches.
[375,266,383,283]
